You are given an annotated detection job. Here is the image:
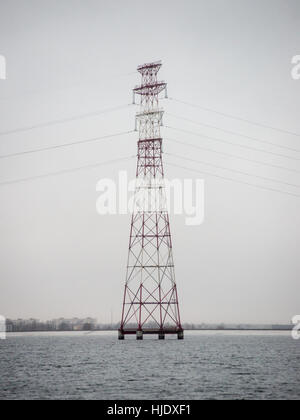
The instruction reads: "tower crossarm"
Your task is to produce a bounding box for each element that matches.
[137,61,162,74]
[133,81,167,96]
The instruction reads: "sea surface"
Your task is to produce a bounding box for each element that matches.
[0,330,299,400]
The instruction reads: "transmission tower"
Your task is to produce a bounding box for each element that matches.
[118,61,183,340]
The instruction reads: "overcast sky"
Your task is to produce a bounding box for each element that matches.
[0,0,299,324]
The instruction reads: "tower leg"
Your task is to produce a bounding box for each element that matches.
[136,330,143,340]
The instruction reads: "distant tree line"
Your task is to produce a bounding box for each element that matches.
[5,319,292,332]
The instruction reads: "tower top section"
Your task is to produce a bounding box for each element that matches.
[133,60,167,97]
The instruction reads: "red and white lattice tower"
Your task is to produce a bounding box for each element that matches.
[118,61,183,340]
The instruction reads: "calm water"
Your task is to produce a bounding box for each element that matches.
[0,331,299,400]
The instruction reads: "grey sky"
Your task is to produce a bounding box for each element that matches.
[0,0,299,324]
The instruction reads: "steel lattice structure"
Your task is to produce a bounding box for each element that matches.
[118,61,183,340]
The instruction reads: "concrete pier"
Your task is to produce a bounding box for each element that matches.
[136,330,143,340]
[177,330,184,340]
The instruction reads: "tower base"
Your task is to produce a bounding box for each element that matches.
[118,328,184,340]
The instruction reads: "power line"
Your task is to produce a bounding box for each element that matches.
[164,161,300,199]
[0,155,135,187]
[165,136,300,175]
[164,125,300,161]
[0,130,135,159]
[166,112,300,153]
[0,104,133,137]
[168,97,300,138]
[165,152,300,189]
